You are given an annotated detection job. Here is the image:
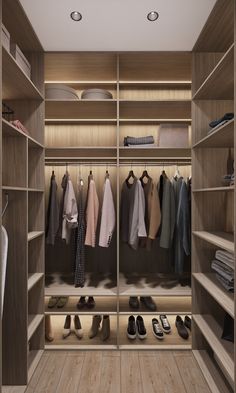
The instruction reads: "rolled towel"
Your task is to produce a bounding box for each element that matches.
[124,135,154,146]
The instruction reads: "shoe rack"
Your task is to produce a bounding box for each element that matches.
[44,51,192,350]
[192,0,235,391]
[1,0,45,387]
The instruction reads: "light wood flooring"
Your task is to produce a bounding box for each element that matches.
[3,350,211,393]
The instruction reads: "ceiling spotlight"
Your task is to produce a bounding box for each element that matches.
[70,11,82,21]
[147,11,159,21]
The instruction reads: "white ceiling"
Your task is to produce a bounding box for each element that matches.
[20,0,216,51]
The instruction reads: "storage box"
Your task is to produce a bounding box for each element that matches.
[10,43,31,79]
[81,88,113,99]
[45,84,79,100]
[2,24,10,52]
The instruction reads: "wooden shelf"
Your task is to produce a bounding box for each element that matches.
[193,350,233,393]
[2,186,27,191]
[28,136,44,149]
[28,314,44,341]
[193,186,234,192]
[28,188,44,193]
[2,118,27,138]
[193,44,234,100]
[119,80,192,86]
[193,314,234,386]
[119,118,192,123]
[119,99,191,102]
[192,119,234,148]
[45,80,117,86]
[28,231,44,242]
[193,273,234,318]
[28,273,44,292]
[45,118,117,124]
[2,47,43,100]
[28,350,44,381]
[45,98,117,102]
[45,296,117,315]
[192,231,234,253]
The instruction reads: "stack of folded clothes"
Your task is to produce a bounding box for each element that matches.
[208,113,234,135]
[211,250,234,292]
[124,135,155,147]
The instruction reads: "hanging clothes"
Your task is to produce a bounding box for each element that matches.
[140,177,161,249]
[85,177,99,247]
[120,177,137,243]
[74,180,86,287]
[46,172,59,245]
[171,176,184,273]
[99,177,116,247]
[62,177,78,244]
[129,180,147,250]
[176,180,190,274]
[159,177,176,249]
[59,172,69,236]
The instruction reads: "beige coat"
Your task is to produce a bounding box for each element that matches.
[147,180,161,239]
[85,179,99,247]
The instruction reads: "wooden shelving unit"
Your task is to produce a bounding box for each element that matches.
[192,0,235,390]
[1,0,45,387]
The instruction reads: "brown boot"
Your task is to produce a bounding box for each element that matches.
[100,315,110,341]
[89,315,102,338]
[45,315,54,342]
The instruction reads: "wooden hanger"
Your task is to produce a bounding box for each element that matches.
[105,169,109,179]
[140,169,150,182]
[126,169,136,184]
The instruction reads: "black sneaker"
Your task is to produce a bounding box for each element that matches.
[136,315,147,340]
[129,296,139,309]
[152,318,164,340]
[175,315,189,340]
[140,296,157,311]
[159,315,171,334]
[184,316,191,331]
[77,296,86,309]
[127,315,136,340]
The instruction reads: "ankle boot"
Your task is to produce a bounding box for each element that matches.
[45,315,54,342]
[100,315,110,341]
[89,315,102,338]
[63,315,71,338]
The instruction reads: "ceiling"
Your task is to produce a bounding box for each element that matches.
[20,0,216,52]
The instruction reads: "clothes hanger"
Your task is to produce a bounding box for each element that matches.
[140,164,151,183]
[174,165,181,180]
[126,164,136,184]
[161,164,167,178]
[78,164,83,186]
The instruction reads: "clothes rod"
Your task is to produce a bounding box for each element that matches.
[45,161,191,167]
[45,162,118,167]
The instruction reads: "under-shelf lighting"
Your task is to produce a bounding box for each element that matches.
[70,11,82,21]
[147,11,159,21]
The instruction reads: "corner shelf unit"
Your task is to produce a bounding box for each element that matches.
[1,0,45,387]
[44,51,192,351]
[192,0,235,391]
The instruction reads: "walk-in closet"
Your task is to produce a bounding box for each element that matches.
[0,0,235,392]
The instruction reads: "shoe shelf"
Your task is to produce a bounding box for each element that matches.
[28,273,44,292]
[28,314,44,341]
[192,231,234,253]
[119,296,191,315]
[193,44,234,100]
[192,273,234,318]
[192,119,234,149]
[45,296,117,315]
[119,315,191,350]
[193,314,234,387]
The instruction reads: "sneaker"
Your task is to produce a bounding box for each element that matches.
[152,318,164,340]
[140,296,157,311]
[77,296,86,309]
[136,315,147,340]
[127,315,136,340]
[63,315,71,339]
[129,296,139,309]
[175,315,189,340]
[74,315,83,339]
[184,316,192,331]
[159,315,171,334]
[87,296,95,309]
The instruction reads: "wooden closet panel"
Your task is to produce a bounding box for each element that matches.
[192,52,223,95]
[2,135,27,187]
[120,101,191,119]
[119,86,191,100]
[45,53,117,81]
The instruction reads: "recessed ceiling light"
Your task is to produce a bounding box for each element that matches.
[147,11,159,21]
[70,11,82,21]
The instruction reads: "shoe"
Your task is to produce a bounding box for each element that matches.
[127,315,136,340]
[77,296,86,309]
[48,296,59,308]
[140,296,157,311]
[129,296,139,309]
[100,315,110,341]
[159,315,171,334]
[184,316,192,331]
[57,296,68,308]
[45,315,54,342]
[152,318,164,340]
[175,316,189,340]
[87,296,95,309]
[89,315,102,338]
[63,315,71,339]
[136,315,147,340]
[74,315,83,339]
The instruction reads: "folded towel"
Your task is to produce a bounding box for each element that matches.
[211,261,234,283]
[127,144,155,148]
[215,273,234,292]
[124,136,154,146]
[215,250,235,269]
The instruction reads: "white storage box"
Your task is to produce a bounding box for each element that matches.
[2,24,10,52]
[45,84,79,100]
[81,88,113,100]
[10,43,31,79]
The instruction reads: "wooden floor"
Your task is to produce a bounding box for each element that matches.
[3,350,211,393]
